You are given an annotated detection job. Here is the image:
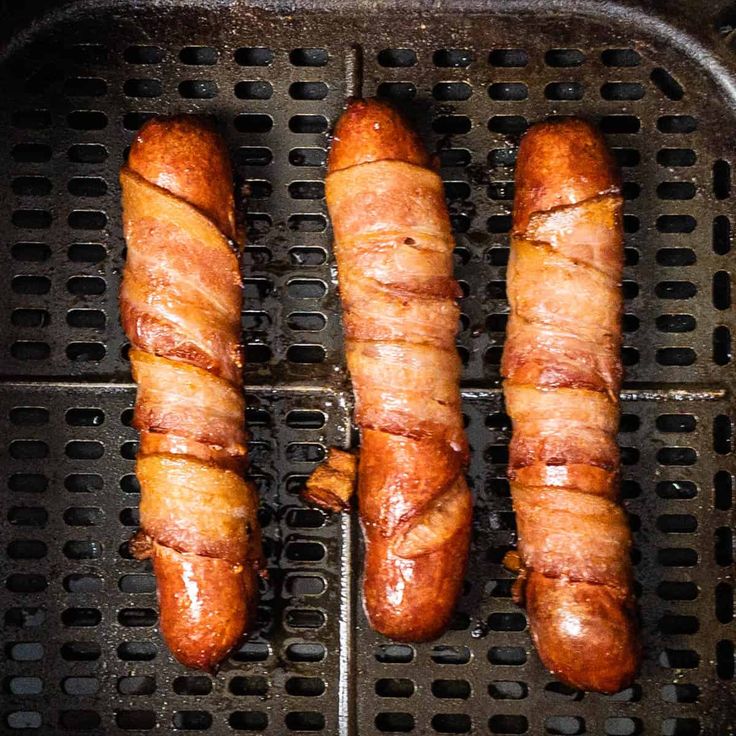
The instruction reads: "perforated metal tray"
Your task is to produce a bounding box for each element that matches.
[1,1,736,734]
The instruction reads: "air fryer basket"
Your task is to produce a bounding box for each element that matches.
[1,1,735,734]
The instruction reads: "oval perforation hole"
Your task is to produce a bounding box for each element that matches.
[489,83,528,101]
[235,47,273,66]
[657,182,696,200]
[67,309,106,330]
[118,675,156,695]
[12,275,50,295]
[12,177,52,196]
[172,711,212,730]
[714,415,732,455]
[545,716,585,735]
[431,646,470,665]
[116,711,156,730]
[179,80,218,99]
[234,113,273,134]
[433,713,471,733]
[12,143,52,162]
[123,78,162,98]
[713,325,732,365]
[713,215,731,254]
[375,713,414,732]
[284,711,324,731]
[657,248,696,266]
[602,48,641,66]
[489,681,529,701]
[713,270,731,310]
[545,82,584,100]
[9,407,49,426]
[67,110,107,130]
[229,710,269,730]
[651,67,684,100]
[12,210,52,229]
[123,111,156,130]
[63,506,103,526]
[600,115,640,134]
[9,440,48,460]
[285,410,326,429]
[117,641,156,661]
[656,317,696,338]
[377,48,417,67]
[375,678,415,698]
[656,281,696,299]
[290,114,329,134]
[284,574,326,596]
[8,474,48,494]
[61,607,101,627]
[658,115,697,134]
[656,347,696,366]
[289,81,328,100]
[287,312,326,332]
[65,440,104,459]
[68,210,107,230]
[713,159,731,199]
[601,82,645,100]
[488,715,528,734]
[289,148,325,168]
[288,181,324,200]
[434,82,472,101]
[290,47,328,66]
[285,676,326,697]
[545,48,584,66]
[125,45,164,64]
[488,116,527,134]
[11,243,50,262]
[118,608,157,627]
[179,46,217,65]
[488,181,514,201]
[433,48,473,66]
[715,470,733,510]
[7,540,47,560]
[12,110,51,129]
[716,582,734,624]
[604,717,643,735]
[235,80,273,100]
[285,507,325,528]
[489,49,528,67]
[285,540,325,562]
[60,710,101,730]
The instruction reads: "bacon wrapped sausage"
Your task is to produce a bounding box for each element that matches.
[120,116,261,669]
[503,119,640,692]
[326,99,472,640]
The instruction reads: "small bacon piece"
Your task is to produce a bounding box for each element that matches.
[301,448,358,513]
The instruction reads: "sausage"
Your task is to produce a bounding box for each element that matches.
[120,116,261,669]
[503,119,640,692]
[326,99,472,640]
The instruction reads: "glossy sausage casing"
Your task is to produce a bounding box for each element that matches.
[503,119,640,692]
[120,116,261,669]
[326,99,472,641]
